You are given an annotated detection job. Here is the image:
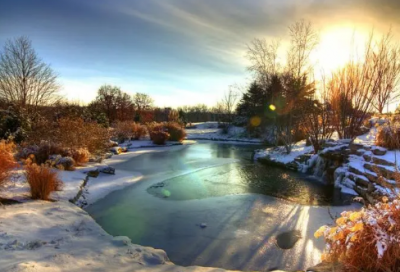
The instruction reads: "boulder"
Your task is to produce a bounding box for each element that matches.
[87,170,100,178]
[99,166,115,175]
[371,146,387,156]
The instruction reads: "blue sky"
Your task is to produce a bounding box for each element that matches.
[1,0,399,107]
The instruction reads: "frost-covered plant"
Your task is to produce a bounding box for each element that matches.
[133,124,147,140]
[0,141,17,187]
[25,164,63,200]
[315,197,400,271]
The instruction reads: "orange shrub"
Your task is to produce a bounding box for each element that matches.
[375,125,400,150]
[27,117,109,155]
[133,124,147,140]
[71,148,90,166]
[151,131,170,145]
[0,141,17,186]
[25,164,63,200]
[315,197,400,271]
[147,123,165,140]
[113,121,135,142]
[165,122,186,142]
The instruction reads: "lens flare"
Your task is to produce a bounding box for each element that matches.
[269,104,276,111]
[250,116,261,127]
[162,189,171,197]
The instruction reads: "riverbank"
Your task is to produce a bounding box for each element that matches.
[254,128,400,203]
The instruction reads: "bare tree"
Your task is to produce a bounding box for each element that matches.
[301,75,334,153]
[220,87,239,124]
[247,38,281,86]
[328,32,384,139]
[274,20,319,153]
[0,36,59,114]
[133,93,154,112]
[287,19,319,78]
[372,31,400,114]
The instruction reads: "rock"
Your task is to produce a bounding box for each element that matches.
[99,166,115,175]
[347,173,370,188]
[110,147,122,155]
[109,140,119,147]
[363,154,372,162]
[200,223,207,228]
[349,143,364,152]
[372,146,387,156]
[364,163,394,179]
[372,156,395,167]
[87,170,100,178]
[104,152,113,159]
[349,165,364,176]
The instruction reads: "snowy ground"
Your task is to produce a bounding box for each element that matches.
[0,143,239,272]
[253,140,314,164]
[186,122,262,143]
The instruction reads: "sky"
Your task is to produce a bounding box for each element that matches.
[1,0,400,108]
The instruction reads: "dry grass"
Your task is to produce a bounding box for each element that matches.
[375,125,400,150]
[150,131,170,145]
[71,148,90,166]
[165,122,186,142]
[25,164,63,200]
[0,141,17,187]
[27,117,109,155]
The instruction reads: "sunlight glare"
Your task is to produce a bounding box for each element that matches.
[312,26,369,76]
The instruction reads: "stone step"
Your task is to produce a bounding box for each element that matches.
[347,173,374,192]
[363,154,395,167]
[353,186,376,205]
[371,146,387,156]
[364,163,395,179]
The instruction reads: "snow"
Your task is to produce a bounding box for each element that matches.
[1,144,233,272]
[186,122,262,143]
[254,140,314,164]
[0,201,229,272]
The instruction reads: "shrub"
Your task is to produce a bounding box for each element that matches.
[165,122,186,142]
[315,197,400,271]
[26,117,109,155]
[151,131,170,145]
[71,148,90,166]
[113,121,135,142]
[133,124,147,140]
[0,141,17,187]
[375,125,400,150]
[147,123,165,140]
[25,164,63,200]
[45,155,75,171]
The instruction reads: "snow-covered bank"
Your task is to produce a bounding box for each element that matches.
[186,122,263,143]
[254,128,400,203]
[1,143,238,272]
[0,200,231,272]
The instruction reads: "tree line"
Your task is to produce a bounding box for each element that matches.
[237,20,400,153]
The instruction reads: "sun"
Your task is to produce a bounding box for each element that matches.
[311,26,369,77]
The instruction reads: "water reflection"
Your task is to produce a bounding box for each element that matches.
[147,144,352,206]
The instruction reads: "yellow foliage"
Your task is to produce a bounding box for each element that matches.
[350,222,364,232]
[336,217,347,226]
[314,226,327,238]
[349,212,362,222]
